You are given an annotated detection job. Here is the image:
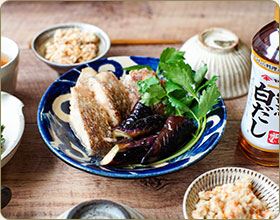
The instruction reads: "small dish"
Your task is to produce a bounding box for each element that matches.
[31,22,111,74]
[57,200,144,219]
[1,92,25,167]
[182,167,279,219]
[180,28,251,99]
[67,200,132,219]
[37,56,227,178]
[1,36,20,94]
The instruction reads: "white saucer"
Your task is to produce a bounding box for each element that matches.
[1,91,24,167]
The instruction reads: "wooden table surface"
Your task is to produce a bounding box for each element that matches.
[1,1,279,219]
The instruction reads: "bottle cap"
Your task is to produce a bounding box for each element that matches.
[275,4,279,23]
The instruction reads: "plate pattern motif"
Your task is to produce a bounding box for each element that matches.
[37,56,227,178]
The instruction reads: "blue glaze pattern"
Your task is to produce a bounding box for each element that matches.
[37,56,227,178]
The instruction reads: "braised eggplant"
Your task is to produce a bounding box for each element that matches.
[100,135,157,166]
[141,115,196,164]
[119,100,153,130]
[114,114,166,139]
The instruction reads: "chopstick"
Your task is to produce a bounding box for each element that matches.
[111,39,182,45]
[28,38,182,48]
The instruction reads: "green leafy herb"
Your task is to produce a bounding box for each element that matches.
[158,48,185,69]
[123,47,221,167]
[136,75,166,106]
[165,80,182,94]
[194,64,207,89]
[161,61,197,100]
[136,75,159,93]
[195,84,220,120]
[197,75,219,93]
[134,47,220,123]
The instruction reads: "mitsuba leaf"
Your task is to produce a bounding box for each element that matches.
[159,48,185,64]
[141,93,161,106]
[127,48,220,126]
[191,101,199,119]
[165,80,183,94]
[158,48,185,72]
[147,84,166,99]
[170,90,188,101]
[168,96,193,116]
[136,75,160,93]
[163,98,176,116]
[140,83,166,106]
[161,61,196,99]
[196,84,221,120]
[180,96,194,106]
[197,75,219,93]
[194,64,207,89]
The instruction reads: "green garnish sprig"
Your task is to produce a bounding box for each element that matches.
[122,48,221,167]
[125,48,220,124]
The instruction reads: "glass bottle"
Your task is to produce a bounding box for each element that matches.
[239,5,279,166]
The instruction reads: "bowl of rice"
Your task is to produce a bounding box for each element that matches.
[183,167,279,219]
[31,22,111,74]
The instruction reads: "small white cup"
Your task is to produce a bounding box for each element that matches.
[1,37,19,94]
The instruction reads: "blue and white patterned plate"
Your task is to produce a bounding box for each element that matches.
[37,56,227,179]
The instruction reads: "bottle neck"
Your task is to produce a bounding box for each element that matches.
[252,20,279,64]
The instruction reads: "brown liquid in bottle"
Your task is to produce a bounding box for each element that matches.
[239,7,279,166]
[239,132,279,166]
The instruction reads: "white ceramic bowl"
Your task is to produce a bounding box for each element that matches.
[183,167,279,219]
[180,28,251,99]
[1,92,24,167]
[1,36,20,94]
[31,22,111,74]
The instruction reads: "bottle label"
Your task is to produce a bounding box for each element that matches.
[241,48,279,152]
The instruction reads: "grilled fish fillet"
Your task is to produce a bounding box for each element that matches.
[70,87,115,157]
[91,71,131,127]
[76,66,98,86]
[70,67,131,156]
[76,67,130,127]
